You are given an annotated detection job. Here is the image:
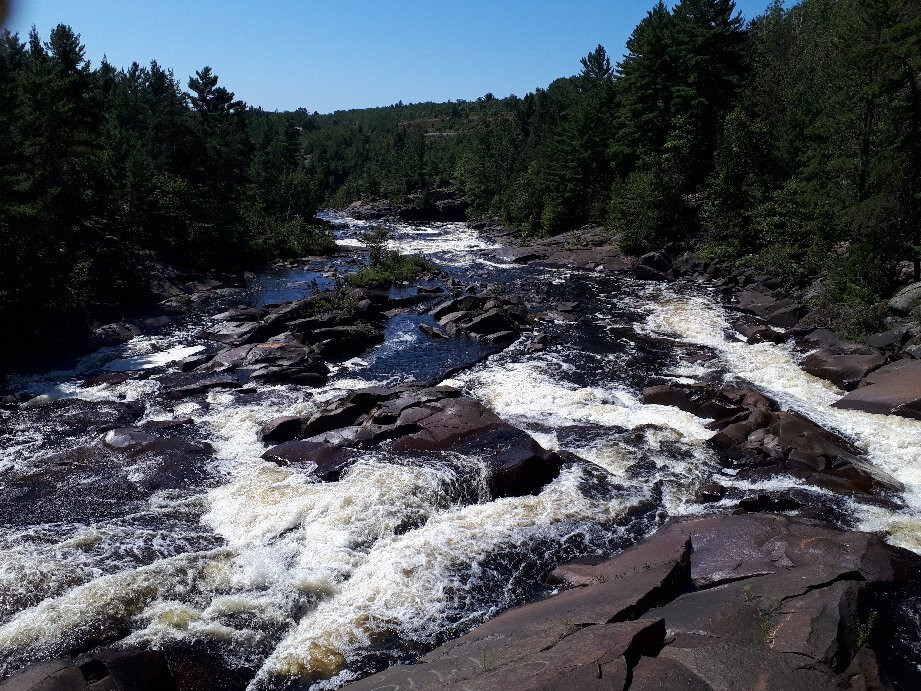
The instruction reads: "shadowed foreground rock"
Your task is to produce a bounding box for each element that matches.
[342,513,916,691]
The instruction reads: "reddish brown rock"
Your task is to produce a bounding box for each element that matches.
[802,348,886,390]
[833,359,921,418]
[343,514,914,691]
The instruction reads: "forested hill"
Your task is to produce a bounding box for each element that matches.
[0,26,333,366]
[293,0,921,317]
[1,0,920,368]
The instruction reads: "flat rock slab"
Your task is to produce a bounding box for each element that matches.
[802,349,886,391]
[342,514,916,691]
[833,359,921,418]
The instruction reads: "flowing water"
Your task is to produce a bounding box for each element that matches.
[1,214,920,688]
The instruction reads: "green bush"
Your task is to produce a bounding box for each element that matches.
[345,252,435,288]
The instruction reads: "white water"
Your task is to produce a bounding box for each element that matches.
[2,217,921,688]
[641,286,921,551]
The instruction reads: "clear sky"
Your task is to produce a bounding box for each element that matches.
[7,0,783,113]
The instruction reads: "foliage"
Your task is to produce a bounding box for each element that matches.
[358,227,391,267]
[345,252,435,288]
[0,25,331,365]
[291,0,920,315]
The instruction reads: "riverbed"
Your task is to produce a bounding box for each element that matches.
[1,214,920,688]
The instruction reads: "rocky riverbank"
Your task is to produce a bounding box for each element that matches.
[2,215,920,690]
[480,224,921,422]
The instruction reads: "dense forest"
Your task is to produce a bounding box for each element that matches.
[0,25,332,364]
[1,0,920,366]
[296,0,921,312]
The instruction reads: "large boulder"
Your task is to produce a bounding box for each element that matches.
[889,281,921,315]
[344,514,912,691]
[0,649,176,691]
[259,384,564,498]
[262,440,356,481]
[801,348,886,390]
[833,359,921,418]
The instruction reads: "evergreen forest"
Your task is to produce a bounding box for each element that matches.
[1,0,920,363]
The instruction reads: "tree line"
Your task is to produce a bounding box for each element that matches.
[298,0,920,310]
[2,0,919,366]
[0,25,332,365]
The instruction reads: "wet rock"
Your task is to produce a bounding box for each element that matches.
[306,324,385,358]
[89,321,141,348]
[344,529,689,690]
[197,321,260,345]
[179,350,213,372]
[141,417,193,431]
[103,427,157,450]
[801,348,886,390]
[262,441,355,481]
[260,415,310,444]
[17,398,145,435]
[732,321,787,344]
[418,322,448,339]
[82,371,135,388]
[157,372,241,399]
[643,381,898,503]
[833,359,921,418]
[642,384,742,421]
[696,483,726,503]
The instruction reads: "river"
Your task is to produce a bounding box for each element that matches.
[1,214,920,688]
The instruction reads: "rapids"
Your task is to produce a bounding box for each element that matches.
[1,214,920,688]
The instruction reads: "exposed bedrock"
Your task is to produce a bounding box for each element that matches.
[260,382,564,498]
[642,382,901,507]
[343,513,916,690]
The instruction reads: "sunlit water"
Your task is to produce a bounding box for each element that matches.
[0,215,919,688]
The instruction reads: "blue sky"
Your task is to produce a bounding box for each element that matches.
[8,0,783,113]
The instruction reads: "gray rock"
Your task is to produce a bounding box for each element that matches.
[889,281,921,314]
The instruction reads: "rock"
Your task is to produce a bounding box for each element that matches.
[103,427,157,450]
[630,656,711,690]
[90,322,141,348]
[697,483,726,503]
[866,326,910,349]
[802,348,886,390]
[157,372,241,399]
[141,418,193,431]
[889,281,921,314]
[263,384,563,498]
[766,304,804,328]
[260,415,310,444]
[642,384,742,421]
[306,324,385,357]
[638,251,672,273]
[0,649,176,691]
[801,328,876,355]
[419,323,448,339]
[197,321,260,345]
[732,321,787,344]
[179,350,213,372]
[262,441,355,481]
[344,529,690,691]
[633,263,670,282]
[833,359,921,418]
[737,290,779,318]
